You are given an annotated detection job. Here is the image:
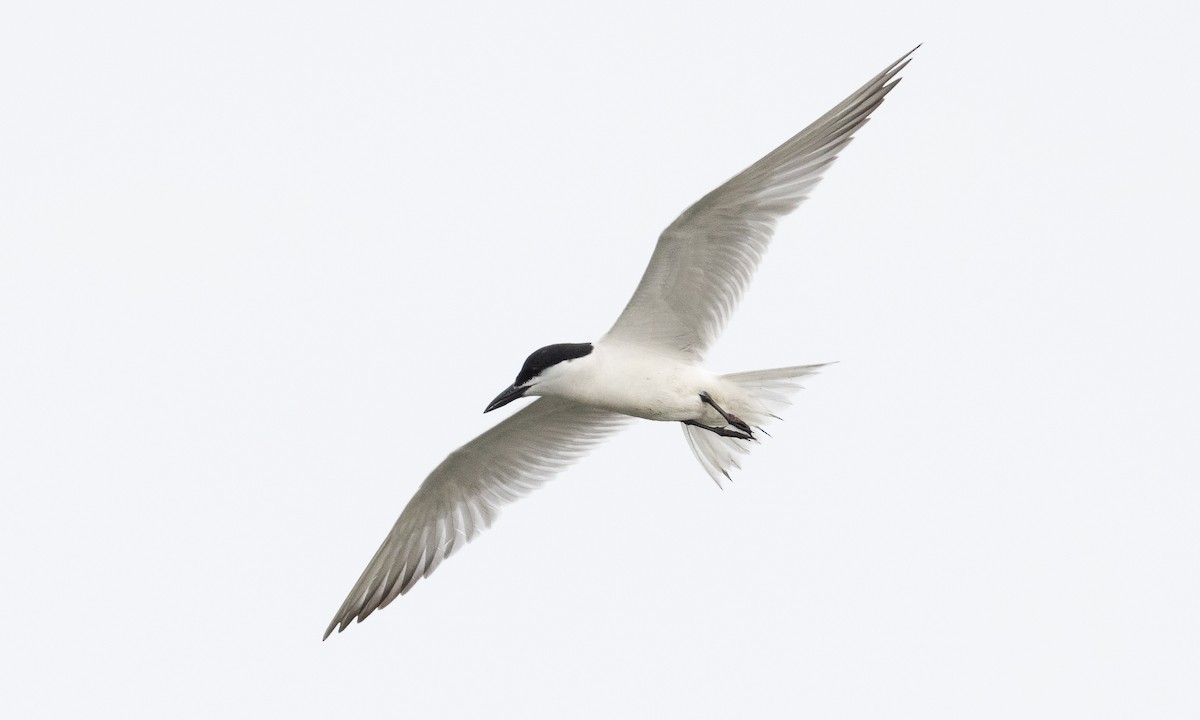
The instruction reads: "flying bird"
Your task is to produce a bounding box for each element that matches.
[325,48,915,638]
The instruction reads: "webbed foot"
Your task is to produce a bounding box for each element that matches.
[683,419,755,441]
[698,392,753,436]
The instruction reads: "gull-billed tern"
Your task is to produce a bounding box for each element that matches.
[325,48,915,638]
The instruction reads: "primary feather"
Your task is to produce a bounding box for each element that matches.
[605,48,915,358]
[324,398,628,638]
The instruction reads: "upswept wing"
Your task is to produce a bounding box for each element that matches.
[603,48,915,358]
[325,398,628,638]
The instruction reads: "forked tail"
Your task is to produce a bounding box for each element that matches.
[683,363,828,485]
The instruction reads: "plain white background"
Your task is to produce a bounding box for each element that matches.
[3,1,1197,717]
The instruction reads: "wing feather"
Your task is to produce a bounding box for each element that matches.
[604,48,916,357]
[324,398,628,638]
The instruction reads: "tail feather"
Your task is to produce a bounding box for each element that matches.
[683,363,829,486]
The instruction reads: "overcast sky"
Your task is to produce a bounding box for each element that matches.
[3,1,1198,718]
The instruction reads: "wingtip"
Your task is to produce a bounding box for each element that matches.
[886,45,920,78]
[322,621,339,641]
[323,614,353,641]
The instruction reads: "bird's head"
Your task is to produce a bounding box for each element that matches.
[484,342,594,413]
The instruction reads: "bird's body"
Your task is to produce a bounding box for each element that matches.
[324,48,916,638]
[531,341,720,423]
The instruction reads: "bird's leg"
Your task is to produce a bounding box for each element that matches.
[683,419,754,440]
[697,392,754,438]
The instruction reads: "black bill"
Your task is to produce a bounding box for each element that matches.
[484,383,529,413]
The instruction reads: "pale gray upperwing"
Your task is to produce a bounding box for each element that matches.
[603,48,915,358]
[324,398,629,638]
